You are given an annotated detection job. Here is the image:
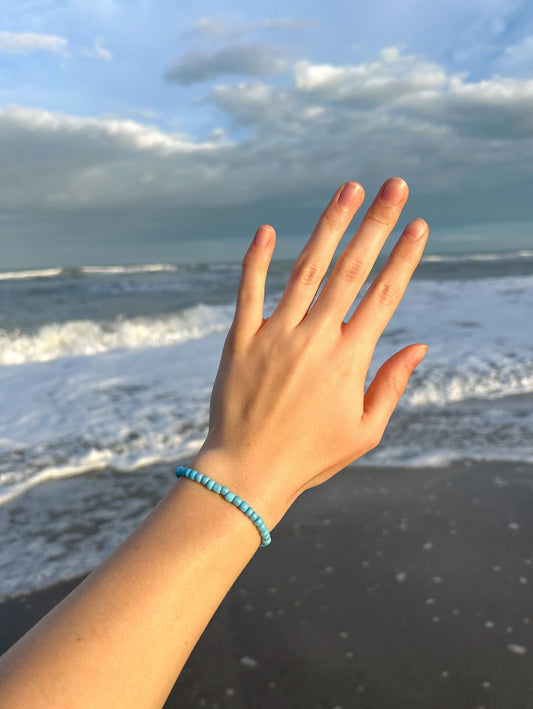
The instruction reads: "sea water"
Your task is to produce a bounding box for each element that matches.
[0,250,532,597]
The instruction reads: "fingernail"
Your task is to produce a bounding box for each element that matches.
[380,178,407,205]
[337,182,362,208]
[253,226,272,247]
[405,218,428,241]
[410,344,428,368]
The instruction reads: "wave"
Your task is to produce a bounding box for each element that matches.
[0,263,180,281]
[405,362,533,407]
[0,267,63,280]
[79,264,178,275]
[2,249,531,283]
[0,303,233,365]
[422,250,533,264]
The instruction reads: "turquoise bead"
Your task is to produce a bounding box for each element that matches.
[173,466,271,549]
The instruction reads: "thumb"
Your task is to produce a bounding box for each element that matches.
[362,343,428,446]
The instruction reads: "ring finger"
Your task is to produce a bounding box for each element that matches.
[345,217,429,362]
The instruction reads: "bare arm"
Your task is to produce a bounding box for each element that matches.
[0,177,429,707]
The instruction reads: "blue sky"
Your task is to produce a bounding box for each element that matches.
[1,0,532,267]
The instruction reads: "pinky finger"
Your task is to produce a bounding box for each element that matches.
[231,225,276,345]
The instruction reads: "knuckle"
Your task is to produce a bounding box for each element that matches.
[237,282,254,304]
[365,208,391,228]
[368,430,383,450]
[241,251,254,269]
[394,240,419,266]
[373,279,398,307]
[336,255,367,284]
[391,372,406,398]
[319,211,345,232]
[293,258,323,287]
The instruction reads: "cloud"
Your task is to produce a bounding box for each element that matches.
[165,43,287,85]
[293,47,448,106]
[191,16,314,41]
[1,46,532,257]
[0,31,68,55]
[81,36,113,61]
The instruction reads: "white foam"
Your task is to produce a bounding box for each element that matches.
[0,303,233,365]
[422,250,533,263]
[0,329,225,505]
[80,263,178,275]
[0,267,63,280]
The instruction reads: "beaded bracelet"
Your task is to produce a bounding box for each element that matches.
[175,466,272,548]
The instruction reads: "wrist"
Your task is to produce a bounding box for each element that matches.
[187,448,294,531]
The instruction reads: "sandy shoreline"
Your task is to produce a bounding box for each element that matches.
[2,459,533,707]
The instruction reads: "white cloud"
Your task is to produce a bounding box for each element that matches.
[293,48,449,106]
[81,36,113,61]
[0,31,68,55]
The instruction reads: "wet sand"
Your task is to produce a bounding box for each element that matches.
[1,460,533,708]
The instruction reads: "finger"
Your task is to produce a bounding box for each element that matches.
[230,225,276,345]
[343,217,429,358]
[303,177,408,329]
[361,343,428,447]
[271,181,365,328]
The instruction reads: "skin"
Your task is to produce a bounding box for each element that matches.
[0,177,429,707]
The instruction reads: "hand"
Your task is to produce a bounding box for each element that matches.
[191,178,429,527]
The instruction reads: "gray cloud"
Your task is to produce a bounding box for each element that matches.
[1,46,533,266]
[165,43,288,84]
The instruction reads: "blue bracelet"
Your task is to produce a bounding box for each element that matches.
[175,466,272,548]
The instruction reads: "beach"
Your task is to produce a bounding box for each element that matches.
[2,458,533,708]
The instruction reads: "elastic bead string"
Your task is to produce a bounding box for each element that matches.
[175,466,272,548]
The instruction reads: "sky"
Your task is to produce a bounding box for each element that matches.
[1,0,532,267]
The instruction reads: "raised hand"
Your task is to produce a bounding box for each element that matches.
[192,178,429,528]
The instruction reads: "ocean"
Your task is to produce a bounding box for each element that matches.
[0,249,532,599]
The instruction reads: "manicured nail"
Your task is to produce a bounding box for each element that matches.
[380,178,407,205]
[337,181,362,208]
[410,344,428,368]
[253,226,272,247]
[405,218,428,241]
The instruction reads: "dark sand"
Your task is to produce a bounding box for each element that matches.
[2,460,533,708]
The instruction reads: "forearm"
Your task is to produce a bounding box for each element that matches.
[0,455,287,708]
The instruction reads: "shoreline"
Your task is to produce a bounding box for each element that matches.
[2,459,533,707]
